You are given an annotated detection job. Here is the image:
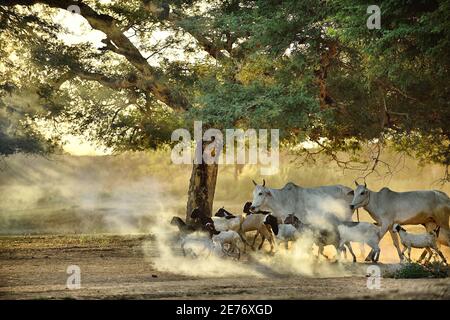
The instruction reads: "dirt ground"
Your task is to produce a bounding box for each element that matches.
[0,234,449,300]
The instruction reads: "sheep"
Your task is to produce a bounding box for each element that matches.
[418,222,450,262]
[393,224,447,264]
[170,216,201,236]
[213,208,245,233]
[242,201,277,249]
[275,223,300,249]
[191,208,214,229]
[284,214,354,262]
[180,233,223,258]
[250,211,301,249]
[190,206,282,254]
[212,207,253,250]
[240,213,278,253]
[190,208,245,258]
[205,223,243,259]
[337,222,381,263]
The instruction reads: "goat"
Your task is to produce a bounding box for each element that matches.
[240,213,278,253]
[393,224,447,264]
[213,208,245,232]
[205,223,243,259]
[337,221,381,263]
[170,216,201,236]
[249,211,301,249]
[284,214,354,261]
[275,223,300,249]
[190,207,217,236]
[191,208,247,257]
[180,233,222,258]
[242,201,276,249]
[213,207,253,251]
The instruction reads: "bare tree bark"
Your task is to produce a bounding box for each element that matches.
[186,162,218,222]
[186,140,219,221]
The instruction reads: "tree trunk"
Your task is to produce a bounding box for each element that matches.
[315,40,338,110]
[186,141,219,221]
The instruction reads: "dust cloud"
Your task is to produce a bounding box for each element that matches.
[1,149,449,274]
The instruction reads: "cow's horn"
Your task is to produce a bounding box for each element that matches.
[252,179,257,186]
[262,179,266,187]
[354,181,359,187]
[364,181,367,188]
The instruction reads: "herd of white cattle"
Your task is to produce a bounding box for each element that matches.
[173,180,450,264]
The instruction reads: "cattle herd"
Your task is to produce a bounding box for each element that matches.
[170,180,450,264]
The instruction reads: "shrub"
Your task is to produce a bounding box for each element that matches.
[387,262,448,279]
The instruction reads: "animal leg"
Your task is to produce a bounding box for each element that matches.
[258,236,266,250]
[389,228,404,262]
[373,248,381,262]
[400,246,408,262]
[318,245,328,260]
[238,230,253,252]
[342,246,348,260]
[417,249,428,263]
[345,242,357,263]
[365,249,374,262]
[369,241,381,262]
[270,234,277,253]
[259,227,276,253]
[424,248,433,263]
[432,246,448,264]
[262,233,274,253]
[364,222,388,262]
[251,232,259,247]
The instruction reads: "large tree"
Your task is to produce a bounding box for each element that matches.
[1,0,448,218]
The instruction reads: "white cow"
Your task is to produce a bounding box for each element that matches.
[250,180,354,223]
[250,179,358,260]
[349,182,450,261]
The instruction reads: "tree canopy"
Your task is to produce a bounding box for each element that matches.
[0,0,448,179]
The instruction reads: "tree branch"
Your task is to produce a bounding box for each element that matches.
[0,0,192,111]
[142,3,229,61]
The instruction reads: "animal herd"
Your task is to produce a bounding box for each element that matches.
[170,179,450,264]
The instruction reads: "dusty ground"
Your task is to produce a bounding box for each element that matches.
[0,234,448,300]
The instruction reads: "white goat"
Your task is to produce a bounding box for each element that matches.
[338,222,381,262]
[213,208,252,250]
[211,230,244,259]
[204,222,243,259]
[180,233,222,258]
[393,224,447,264]
[241,214,278,252]
[212,216,243,232]
[275,223,300,249]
